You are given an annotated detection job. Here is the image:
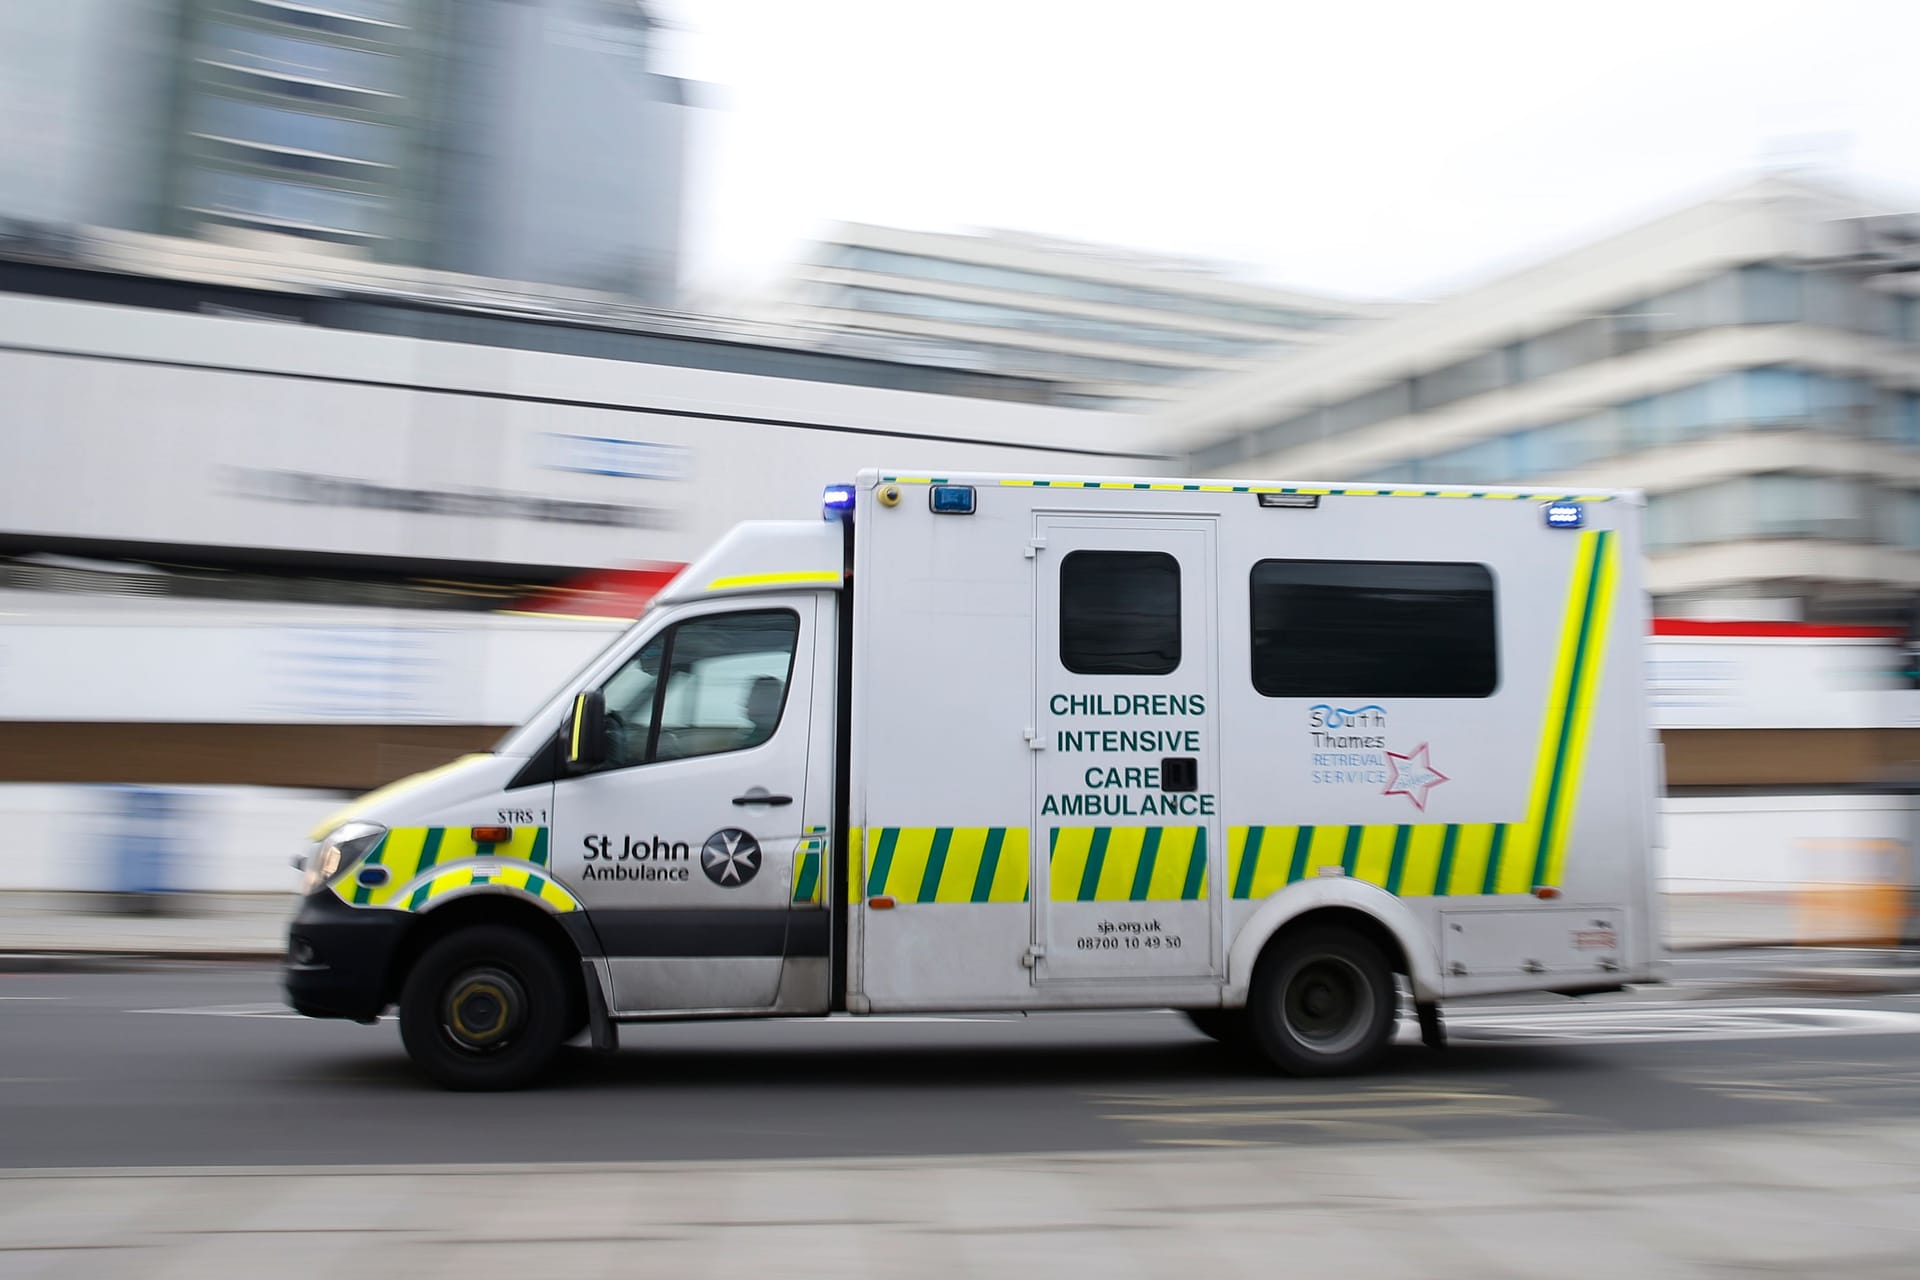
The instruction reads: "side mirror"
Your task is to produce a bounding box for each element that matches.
[567,691,608,770]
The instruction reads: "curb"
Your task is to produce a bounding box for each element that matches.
[1666,939,1920,953]
[1676,969,1920,999]
[1664,939,1816,953]
[0,950,284,973]
[1759,966,1920,996]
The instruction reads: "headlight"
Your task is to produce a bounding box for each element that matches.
[301,822,388,896]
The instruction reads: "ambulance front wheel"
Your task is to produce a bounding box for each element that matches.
[399,925,568,1091]
[1248,927,1396,1076]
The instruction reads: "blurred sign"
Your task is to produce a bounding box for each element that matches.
[224,466,673,530]
[1650,627,1905,730]
[0,294,1144,573]
[537,433,691,481]
[0,614,614,725]
[265,626,462,722]
[1647,655,1739,713]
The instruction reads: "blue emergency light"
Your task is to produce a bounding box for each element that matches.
[823,484,856,520]
[1544,501,1585,529]
[929,484,976,514]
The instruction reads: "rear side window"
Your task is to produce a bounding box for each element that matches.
[1060,550,1181,675]
[1250,560,1497,697]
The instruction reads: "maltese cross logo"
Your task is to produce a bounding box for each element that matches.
[701,829,762,887]
[1383,743,1449,811]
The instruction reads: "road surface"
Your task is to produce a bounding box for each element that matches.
[6,963,1920,1169]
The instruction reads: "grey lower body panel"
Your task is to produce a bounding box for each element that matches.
[581,908,832,1018]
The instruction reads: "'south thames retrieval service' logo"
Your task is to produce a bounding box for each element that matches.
[701,829,762,886]
[1382,743,1449,811]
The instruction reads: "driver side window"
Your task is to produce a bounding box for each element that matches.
[597,610,800,770]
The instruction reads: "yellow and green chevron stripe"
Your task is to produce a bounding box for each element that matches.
[856,826,1210,903]
[1048,827,1208,901]
[864,827,1030,902]
[792,837,827,906]
[878,475,1617,502]
[1228,528,1618,899]
[402,863,581,913]
[1228,822,1506,898]
[332,825,575,913]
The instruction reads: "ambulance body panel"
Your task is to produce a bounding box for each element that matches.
[286,469,1658,1087]
[848,473,1652,1012]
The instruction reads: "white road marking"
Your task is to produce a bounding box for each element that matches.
[1436,998,1706,1015]
[1106,1100,1553,1124]
[1093,1087,1522,1106]
[1422,1005,1920,1045]
[128,1003,313,1019]
[117,1002,1920,1045]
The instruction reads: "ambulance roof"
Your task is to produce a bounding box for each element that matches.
[653,519,844,605]
[859,468,1639,504]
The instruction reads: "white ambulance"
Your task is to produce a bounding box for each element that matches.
[286,469,1661,1089]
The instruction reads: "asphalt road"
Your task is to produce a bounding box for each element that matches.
[4,963,1920,1170]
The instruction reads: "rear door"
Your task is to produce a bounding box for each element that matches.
[1031,515,1222,983]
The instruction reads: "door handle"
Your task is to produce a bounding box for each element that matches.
[732,792,793,806]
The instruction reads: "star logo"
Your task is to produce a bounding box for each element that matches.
[700,829,762,887]
[1383,743,1449,811]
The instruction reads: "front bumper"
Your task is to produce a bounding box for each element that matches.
[283,890,409,1022]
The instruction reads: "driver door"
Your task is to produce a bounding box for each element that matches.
[551,598,824,1014]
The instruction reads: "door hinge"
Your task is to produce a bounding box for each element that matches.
[1024,726,1044,750]
[1022,945,1046,969]
[1025,537,1046,558]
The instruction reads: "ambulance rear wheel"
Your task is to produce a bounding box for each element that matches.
[400,926,567,1091]
[1248,928,1396,1076]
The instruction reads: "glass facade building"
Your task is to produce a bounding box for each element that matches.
[767,225,1383,409]
[1,0,689,301]
[173,0,418,249]
[1165,180,1920,622]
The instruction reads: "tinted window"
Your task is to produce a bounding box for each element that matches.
[597,610,799,768]
[1061,551,1180,675]
[1250,561,1496,698]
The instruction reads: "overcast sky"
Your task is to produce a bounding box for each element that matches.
[654,0,1920,305]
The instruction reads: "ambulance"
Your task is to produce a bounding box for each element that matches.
[285,469,1661,1089]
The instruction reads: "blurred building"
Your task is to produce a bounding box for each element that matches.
[0,0,690,302]
[1160,177,1920,624]
[756,223,1385,409]
[0,0,177,233]
[0,223,1171,789]
[0,224,1151,595]
[424,0,687,297]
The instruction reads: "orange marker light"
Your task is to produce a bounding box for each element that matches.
[868,896,896,910]
[472,826,512,845]
[1532,885,1562,900]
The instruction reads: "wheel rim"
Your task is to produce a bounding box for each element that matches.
[440,966,528,1055]
[1280,955,1375,1055]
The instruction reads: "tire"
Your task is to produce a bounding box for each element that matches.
[399,925,569,1091]
[1247,927,1396,1077]
[1183,1008,1250,1047]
